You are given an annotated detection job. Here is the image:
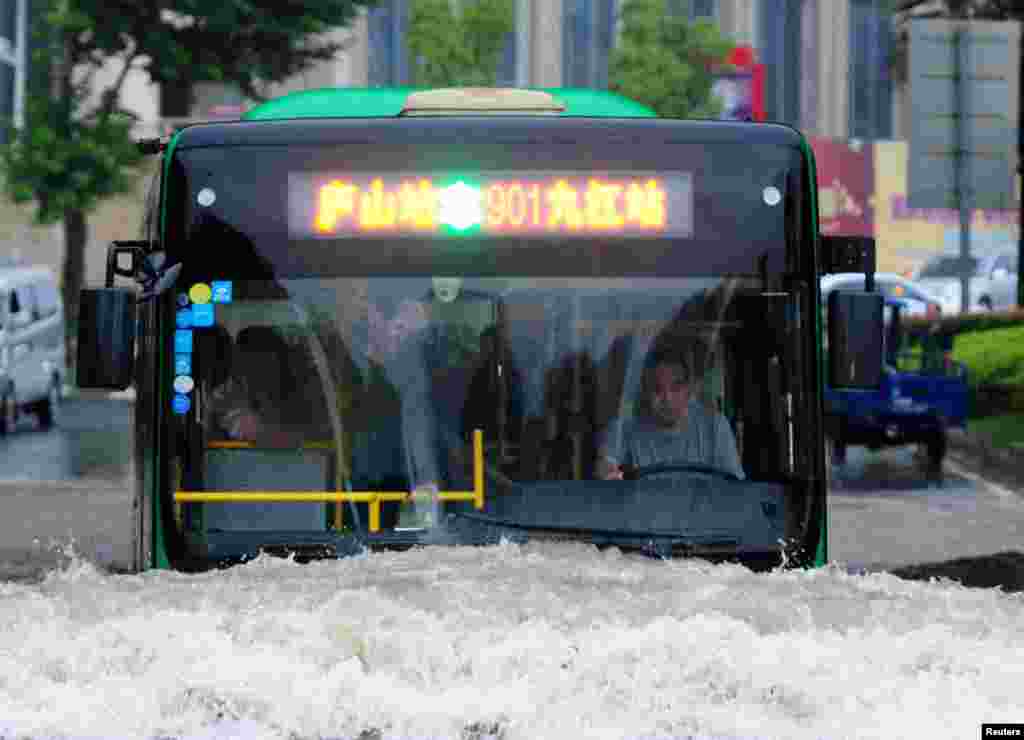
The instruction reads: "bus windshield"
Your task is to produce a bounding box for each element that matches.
[160,118,819,568]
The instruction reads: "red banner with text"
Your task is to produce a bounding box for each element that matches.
[809,137,874,238]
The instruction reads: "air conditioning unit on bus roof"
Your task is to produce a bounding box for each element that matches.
[400,87,566,116]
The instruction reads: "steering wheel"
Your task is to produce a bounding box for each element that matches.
[626,462,742,482]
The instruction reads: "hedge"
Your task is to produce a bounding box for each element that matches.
[903,307,1024,335]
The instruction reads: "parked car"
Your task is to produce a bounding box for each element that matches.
[910,249,1018,313]
[821,272,943,318]
[0,266,66,434]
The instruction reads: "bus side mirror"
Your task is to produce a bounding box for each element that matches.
[76,288,136,390]
[827,291,883,389]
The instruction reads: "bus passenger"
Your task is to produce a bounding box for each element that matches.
[386,297,454,502]
[209,326,307,448]
[383,290,488,522]
[352,298,433,470]
[346,296,444,517]
[595,345,744,481]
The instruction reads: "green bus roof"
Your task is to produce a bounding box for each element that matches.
[243,87,657,121]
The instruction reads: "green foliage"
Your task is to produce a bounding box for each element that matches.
[48,0,378,99]
[609,0,733,118]
[968,414,1024,447]
[904,308,1024,335]
[407,0,515,87]
[952,324,1024,388]
[1,94,142,224]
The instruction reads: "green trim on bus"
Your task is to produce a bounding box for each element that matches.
[153,304,171,570]
[153,129,186,571]
[159,128,184,247]
[242,87,658,121]
[799,134,828,568]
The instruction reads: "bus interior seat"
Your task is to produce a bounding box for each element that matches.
[697,338,727,415]
[283,328,334,432]
[460,325,525,461]
[595,332,635,433]
[201,446,332,532]
[541,350,598,480]
[194,324,333,533]
[236,325,291,366]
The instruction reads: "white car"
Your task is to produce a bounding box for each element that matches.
[0,265,66,434]
[820,272,944,318]
[910,250,1018,313]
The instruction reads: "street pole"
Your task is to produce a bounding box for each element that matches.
[1018,23,1024,309]
[954,23,972,314]
[13,0,26,129]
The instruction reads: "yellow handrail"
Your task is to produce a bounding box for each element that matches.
[177,430,485,532]
[206,440,335,450]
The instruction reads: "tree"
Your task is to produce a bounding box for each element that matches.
[406,0,515,87]
[609,0,733,119]
[0,0,377,372]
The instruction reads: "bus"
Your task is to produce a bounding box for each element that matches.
[75,86,883,573]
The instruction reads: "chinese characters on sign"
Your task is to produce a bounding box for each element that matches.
[289,173,693,239]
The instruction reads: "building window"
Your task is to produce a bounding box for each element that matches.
[667,0,716,20]
[0,0,16,143]
[0,64,11,144]
[496,31,517,86]
[0,1,15,48]
[849,0,893,139]
[759,0,802,126]
[368,0,409,86]
[563,0,617,88]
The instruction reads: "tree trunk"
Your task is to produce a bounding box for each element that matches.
[62,207,88,379]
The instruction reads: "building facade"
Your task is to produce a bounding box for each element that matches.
[249,0,895,143]
[124,0,898,144]
[0,0,28,142]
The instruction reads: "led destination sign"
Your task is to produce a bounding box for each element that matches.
[288,172,693,238]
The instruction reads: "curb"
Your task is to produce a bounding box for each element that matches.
[947,428,1024,496]
[62,384,136,402]
[0,478,132,493]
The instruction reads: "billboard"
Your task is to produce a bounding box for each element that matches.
[712,71,757,121]
[874,140,1019,276]
[712,45,765,122]
[809,137,874,237]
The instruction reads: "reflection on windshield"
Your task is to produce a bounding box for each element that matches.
[175,276,805,545]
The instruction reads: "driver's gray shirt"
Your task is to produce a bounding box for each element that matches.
[598,399,745,479]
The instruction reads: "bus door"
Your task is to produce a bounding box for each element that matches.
[183,296,339,537]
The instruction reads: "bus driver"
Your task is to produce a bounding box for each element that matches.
[595,345,744,481]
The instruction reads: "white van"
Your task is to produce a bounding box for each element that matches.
[0,266,66,434]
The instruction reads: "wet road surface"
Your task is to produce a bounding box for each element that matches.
[0,394,133,481]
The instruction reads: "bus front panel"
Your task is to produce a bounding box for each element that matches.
[153,119,822,570]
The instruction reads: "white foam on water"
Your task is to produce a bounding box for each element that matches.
[0,542,1021,740]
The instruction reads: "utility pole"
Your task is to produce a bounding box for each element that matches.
[954,21,973,314]
[1018,28,1024,308]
